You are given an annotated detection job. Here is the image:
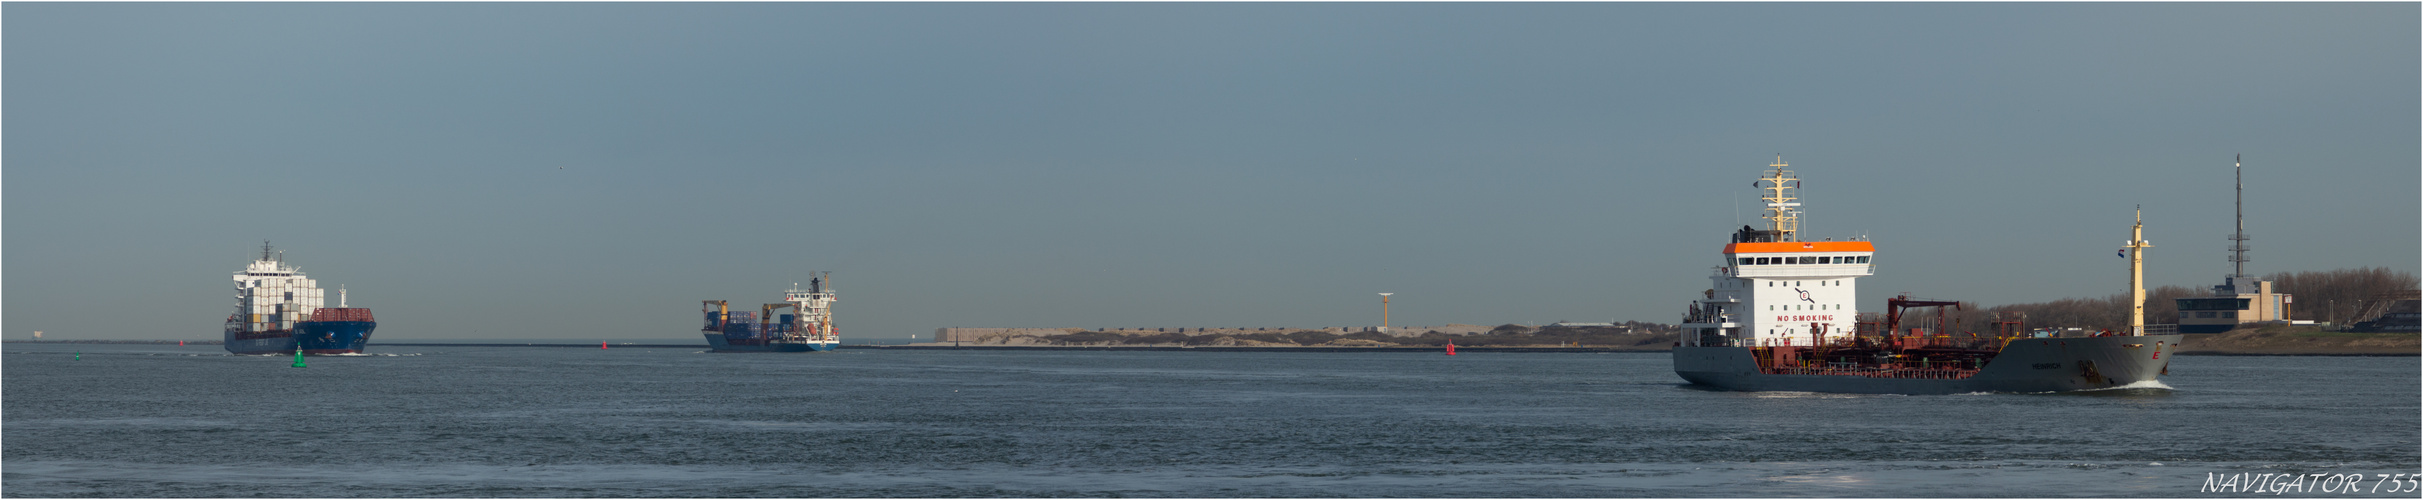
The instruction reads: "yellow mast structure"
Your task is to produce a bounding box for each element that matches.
[1378,293,1393,332]
[1757,155,1801,242]
[2124,207,2154,336]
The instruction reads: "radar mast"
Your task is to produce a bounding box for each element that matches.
[1756,155,1802,242]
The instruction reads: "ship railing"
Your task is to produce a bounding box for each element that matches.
[1759,365,1980,380]
[1681,313,1737,325]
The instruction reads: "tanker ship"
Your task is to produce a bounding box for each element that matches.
[702,273,838,352]
[1671,158,2180,394]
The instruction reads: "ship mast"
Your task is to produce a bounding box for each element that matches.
[1756,155,1802,242]
[2125,207,2154,336]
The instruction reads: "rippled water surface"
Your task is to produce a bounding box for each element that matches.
[5,344,2416,497]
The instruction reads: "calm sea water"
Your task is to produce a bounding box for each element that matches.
[5,343,2416,497]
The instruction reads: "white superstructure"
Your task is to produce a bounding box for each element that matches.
[231,242,325,332]
[786,273,839,343]
[1681,157,1876,348]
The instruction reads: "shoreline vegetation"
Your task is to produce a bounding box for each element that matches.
[1961,267,2417,331]
[2171,324,2419,355]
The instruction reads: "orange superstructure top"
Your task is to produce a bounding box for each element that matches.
[1723,241,1875,254]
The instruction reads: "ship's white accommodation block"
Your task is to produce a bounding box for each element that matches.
[1688,241,1875,347]
[785,282,838,341]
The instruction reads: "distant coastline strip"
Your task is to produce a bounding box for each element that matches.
[2,340,2411,355]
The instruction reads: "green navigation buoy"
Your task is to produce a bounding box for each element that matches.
[292,348,307,368]
[74,351,80,361]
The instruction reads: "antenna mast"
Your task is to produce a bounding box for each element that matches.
[2227,154,2251,291]
[1757,155,1802,242]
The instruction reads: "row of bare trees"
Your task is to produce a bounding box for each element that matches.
[2265,267,2419,323]
[1957,267,2417,332]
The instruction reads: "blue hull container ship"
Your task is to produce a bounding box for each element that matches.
[297,302,376,355]
[702,274,838,352]
[223,243,376,355]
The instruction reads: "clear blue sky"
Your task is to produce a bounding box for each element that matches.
[7,3,2416,340]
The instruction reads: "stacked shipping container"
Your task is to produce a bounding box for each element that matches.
[230,244,325,334]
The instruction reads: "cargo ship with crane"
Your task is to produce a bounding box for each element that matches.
[701,273,839,352]
[1671,158,2180,394]
[224,243,377,355]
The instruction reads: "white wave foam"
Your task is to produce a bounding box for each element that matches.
[2075,379,2175,392]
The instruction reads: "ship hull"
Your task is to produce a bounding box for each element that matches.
[295,320,375,355]
[223,332,296,355]
[703,333,836,353]
[1674,334,2181,394]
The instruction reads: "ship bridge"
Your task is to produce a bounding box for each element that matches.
[1684,157,1871,348]
[1723,241,1875,278]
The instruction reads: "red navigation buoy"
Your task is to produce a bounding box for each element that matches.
[179,340,185,346]
[1445,340,1456,356]
[602,341,610,349]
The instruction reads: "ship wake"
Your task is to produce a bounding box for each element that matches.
[2081,379,2175,391]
